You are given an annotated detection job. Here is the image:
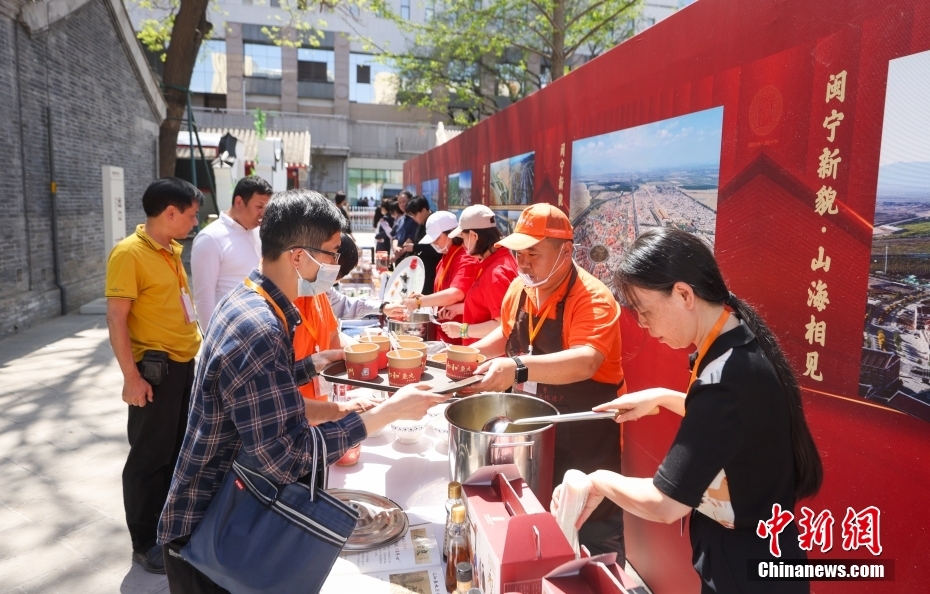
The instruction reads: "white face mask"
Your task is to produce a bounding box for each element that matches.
[296,251,340,297]
[431,242,448,254]
[519,246,568,288]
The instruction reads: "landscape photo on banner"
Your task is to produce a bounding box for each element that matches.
[570,106,725,299]
[448,171,472,207]
[489,152,535,207]
[860,48,930,424]
[421,178,439,207]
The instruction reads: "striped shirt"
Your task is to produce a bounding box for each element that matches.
[157,269,367,545]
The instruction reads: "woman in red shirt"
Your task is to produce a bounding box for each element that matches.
[404,211,478,344]
[440,206,518,345]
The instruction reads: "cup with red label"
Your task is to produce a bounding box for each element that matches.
[344,343,380,381]
[397,340,428,371]
[386,349,424,387]
[358,335,391,370]
[445,346,486,380]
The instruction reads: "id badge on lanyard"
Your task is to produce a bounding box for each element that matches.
[180,288,196,325]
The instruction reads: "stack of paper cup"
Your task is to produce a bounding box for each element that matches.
[555,469,591,557]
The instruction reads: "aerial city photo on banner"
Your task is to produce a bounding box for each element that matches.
[860,48,930,424]
[569,107,725,299]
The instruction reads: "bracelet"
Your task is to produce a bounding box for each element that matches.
[460,323,469,339]
[415,297,421,309]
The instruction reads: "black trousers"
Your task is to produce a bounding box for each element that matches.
[164,536,230,594]
[123,358,195,552]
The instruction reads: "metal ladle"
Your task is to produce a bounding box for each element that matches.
[481,415,515,434]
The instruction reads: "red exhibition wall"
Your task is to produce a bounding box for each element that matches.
[405,1,930,592]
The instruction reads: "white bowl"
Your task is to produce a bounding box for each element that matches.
[391,419,426,444]
[427,403,450,418]
[430,417,450,445]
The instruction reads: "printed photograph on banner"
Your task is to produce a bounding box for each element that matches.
[860,48,930,423]
[570,106,724,299]
[448,171,472,207]
[489,152,535,207]
[493,210,525,236]
[421,178,439,207]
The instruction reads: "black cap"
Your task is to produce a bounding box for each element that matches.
[456,562,473,582]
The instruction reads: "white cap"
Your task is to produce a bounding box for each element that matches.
[448,205,496,239]
[419,211,459,244]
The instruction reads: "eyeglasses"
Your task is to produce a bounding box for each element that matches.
[291,246,341,264]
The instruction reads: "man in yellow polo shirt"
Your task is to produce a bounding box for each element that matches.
[105,177,202,574]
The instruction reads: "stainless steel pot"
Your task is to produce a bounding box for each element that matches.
[445,393,558,505]
[387,312,434,341]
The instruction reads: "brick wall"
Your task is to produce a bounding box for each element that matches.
[0,0,159,337]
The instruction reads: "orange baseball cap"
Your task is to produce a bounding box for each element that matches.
[496,203,574,251]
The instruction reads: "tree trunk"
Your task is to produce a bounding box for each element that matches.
[550,0,566,81]
[157,0,213,178]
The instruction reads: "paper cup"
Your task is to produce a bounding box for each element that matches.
[344,343,379,381]
[446,346,485,380]
[359,335,391,370]
[387,349,424,387]
[397,340,428,369]
[396,334,424,342]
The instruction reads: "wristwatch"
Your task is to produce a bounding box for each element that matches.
[512,356,529,385]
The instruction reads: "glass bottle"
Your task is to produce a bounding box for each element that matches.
[443,481,464,563]
[456,562,474,593]
[445,504,473,594]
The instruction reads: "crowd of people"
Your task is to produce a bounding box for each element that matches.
[105,177,822,594]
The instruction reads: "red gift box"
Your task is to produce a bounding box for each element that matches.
[463,465,576,594]
[542,552,646,594]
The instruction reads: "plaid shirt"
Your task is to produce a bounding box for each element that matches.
[157,270,367,545]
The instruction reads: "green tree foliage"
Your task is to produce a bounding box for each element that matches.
[370,0,642,125]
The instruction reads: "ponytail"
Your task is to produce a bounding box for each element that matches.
[617,228,823,500]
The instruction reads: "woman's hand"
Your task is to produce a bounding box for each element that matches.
[438,303,464,320]
[592,387,672,422]
[550,473,606,529]
[441,321,462,337]
[402,294,423,312]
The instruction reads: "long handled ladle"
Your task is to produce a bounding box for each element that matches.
[480,410,619,434]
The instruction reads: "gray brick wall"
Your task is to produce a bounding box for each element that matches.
[0,0,159,337]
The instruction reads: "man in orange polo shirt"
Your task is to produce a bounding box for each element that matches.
[472,202,626,562]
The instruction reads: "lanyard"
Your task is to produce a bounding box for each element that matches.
[298,298,321,348]
[688,309,731,389]
[244,278,290,335]
[158,248,188,292]
[526,301,555,351]
[435,245,462,289]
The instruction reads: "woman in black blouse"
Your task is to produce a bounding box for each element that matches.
[552,227,822,594]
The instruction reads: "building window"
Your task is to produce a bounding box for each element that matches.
[244,43,282,79]
[425,1,434,20]
[297,48,334,82]
[401,0,410,19]
[190,40,227,95]
[350,54,398,104]
[356,64,371,84]
[348,168,405,203]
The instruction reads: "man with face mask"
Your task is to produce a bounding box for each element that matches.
[470,202,627,563]
[403,209,478,344]
[157,190,447,592]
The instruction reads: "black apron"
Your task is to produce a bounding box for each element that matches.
[505,266,625,553]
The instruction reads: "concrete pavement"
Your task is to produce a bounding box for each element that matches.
[0,314,167,593]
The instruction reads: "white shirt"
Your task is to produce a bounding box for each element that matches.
[191,212,261,327]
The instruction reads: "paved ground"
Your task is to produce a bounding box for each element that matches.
[0,313,168,593]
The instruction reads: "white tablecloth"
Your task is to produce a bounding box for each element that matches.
[324,390,453,591]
